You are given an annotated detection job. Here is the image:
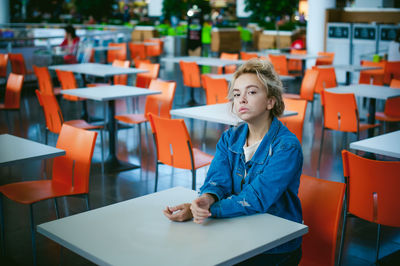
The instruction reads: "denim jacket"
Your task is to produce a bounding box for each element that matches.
[200,117,303,254]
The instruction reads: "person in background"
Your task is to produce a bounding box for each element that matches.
[60,25,80,64]
[163,59,304,265]
[388,29,400,62]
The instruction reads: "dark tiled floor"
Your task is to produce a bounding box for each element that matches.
[0,62,399,266]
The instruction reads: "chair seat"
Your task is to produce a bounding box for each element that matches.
[283,93,301,100]
[115,113,147,125]
[375,112,400,122]
[0,103,18,110]
[359,122,380,131]
[0,180,81,205]
[64,120,103,130]
[193,148,214,169]
[87,82,111,87]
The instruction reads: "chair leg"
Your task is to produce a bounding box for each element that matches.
[0,195,5,256]
[45,129,49,145]
[337,212,348,266]
[317,127,325,178]
[53,198,60,219]
[154,163,159,192]
[375,224,382,264]
[309,100,314,122]
[100,128,104,174]
[191,169,197,191]
[29,204,37,266]
[138,123,142,164]
[85,194,91,211]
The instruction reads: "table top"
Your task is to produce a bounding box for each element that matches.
[207,73,296,82]
[60,85,160,101]
[350,130,400,159]
[257,52,326,60]
[37,187,308,266]
[49,63,148,77]
[317,64,382,72]
[161,56,245,67]
[326,84,400,100]
[92,46,122,51]
[0,134,65,167]
[170,103,298,126]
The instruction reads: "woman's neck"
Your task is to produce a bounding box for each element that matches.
[246,115,273,146]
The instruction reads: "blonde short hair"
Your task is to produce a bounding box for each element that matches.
[228,58,285,117]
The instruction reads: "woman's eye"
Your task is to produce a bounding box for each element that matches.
[248,91,257,95]
[233,93,240,97]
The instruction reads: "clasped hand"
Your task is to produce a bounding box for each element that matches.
[163,194,215,224]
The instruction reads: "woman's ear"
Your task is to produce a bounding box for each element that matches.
[266,97,276,110]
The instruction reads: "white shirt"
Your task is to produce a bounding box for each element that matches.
[388,41,400,62]
[243,139,262,162]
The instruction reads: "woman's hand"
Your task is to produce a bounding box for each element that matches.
[190,194,216,224]
[163,203,193,222]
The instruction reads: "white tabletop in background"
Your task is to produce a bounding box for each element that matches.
[326,84,400,100]
[170,103,298,126]
[0,134,65,167]
[256,52,326,60]
[49,63,147,77]
[207,73,296,82]
[350,130,400,158]
[60,85,160,101]
[161,56,245,67]
[92,46,122,51]
[37,187,308,266]
[317,65,382,72]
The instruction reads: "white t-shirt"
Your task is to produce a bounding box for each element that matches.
[243,139,262,162]
[388,41,400,62]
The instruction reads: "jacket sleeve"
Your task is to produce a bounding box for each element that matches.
[209,141,303,218]
[199,130,233,201]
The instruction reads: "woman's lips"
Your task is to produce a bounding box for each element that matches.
[238,107,249,113]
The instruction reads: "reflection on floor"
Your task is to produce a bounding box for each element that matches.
[0,62,399,266]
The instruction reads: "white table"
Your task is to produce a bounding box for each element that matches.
[161,56,245,67]
[170,103,298,126]
[317,64,382,85]
[37,187,308,266]
[49,63,147,78]
[350,130,400,159]
[207,73,296,82]
[0,134,65,167]
[326,84,400,137]
[61,85,160,172]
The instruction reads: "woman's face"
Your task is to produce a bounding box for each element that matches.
[232,73,275,123]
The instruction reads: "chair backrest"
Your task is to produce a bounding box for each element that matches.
[33,66,54,95]
[313,67,337,94]
[144,39,163,57]
[359,60,386,85]
[133,58,151,68]
[384,79,400,117]
[316,52,335,66]
[52,124,97,194]
[298,174,346,266]
[219,52,238,74]
[279,98,307,144]
[4,73,24,109]
[201,74,229,105]
[107,43,127,63]
[136,62,160,88]
[342,150,400,227]
[112,59,130,85]
[179,61,201,88]
[299,68,319,101]
[0,53,8,78]
[288,49,306,72]
[148,113,194,170]
[240,51,258,60]
[128,43,147,60]
[35,89,64,134]
[268,54,289,75]
[55,70,79,101]
[321,90,359,132]
[9,53,28,75]
[383,61,400,85]
[144,79,176,119]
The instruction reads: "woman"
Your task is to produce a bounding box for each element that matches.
[60,25,80,64]
[164,59,303,265]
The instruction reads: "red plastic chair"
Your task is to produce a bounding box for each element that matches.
[33,66,61,95]
[55,70,80,101]
[240,51,258,60]
[359,60,386,85]
[315,52,335,66]
[288,49,306,74]
[383,61,400,85]
[217,52,238,74]
[279,98,307,144]
[268,54,289,75]
[179,61,202,105]
[8,53,34,76]
[135,62,160,88]
[0,124,97,265]
[298,174,346,266]
[374,79,400,132]
[0,73,24,131]
[313,66,337,94]
[201,74,229,105]
[129,43,147,62]
[107,43,127,63]
[0,53,8,80]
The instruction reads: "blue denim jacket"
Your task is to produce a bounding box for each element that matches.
[200,117,303,254]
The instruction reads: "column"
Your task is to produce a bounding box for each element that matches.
[0,0,10,24]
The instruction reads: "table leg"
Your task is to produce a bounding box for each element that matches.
[346,71,351,85]
[103,100,140,172]
[367,98,376,138]
[80,74,89,121]
[301,60,306,77]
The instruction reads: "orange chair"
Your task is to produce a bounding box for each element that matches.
[340,150,400,264]
[133,58,151,68]
[148,113,213,191]
[279,98,307,144]
[35,90,104,172]
[107,43,127,63]
[55,69,80,101]
[315,52,335,66]
[129,43,147,62]
[0,73,24,130]
[8,53,34,76]
[313,66,337,94]
[317,90,380,175]
[283,68,319,119]
[201,75,229,105]
[0,53,8,80]
[179,61,202,105]
[359,60,386,85]
[0,124,97,265]
[115,79,176,159]
[298,174,346,266]
[33,66,61,95]
[135,62,160,88]
[217,52,239,74]
[240,51,258,60]
[144,39,163,57]
[268,54,289,75]
[374,79,400,132]
[288,49,306,73]
[383,61,400,85]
